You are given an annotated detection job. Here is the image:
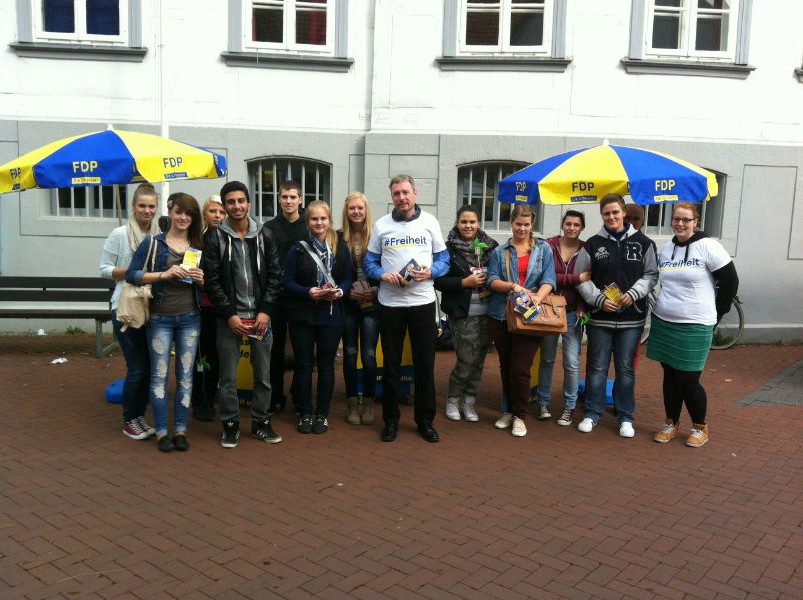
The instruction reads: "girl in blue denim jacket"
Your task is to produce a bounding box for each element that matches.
[126,193,205,452]
[486,205,555,438]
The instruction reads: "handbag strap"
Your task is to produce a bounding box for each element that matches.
[299,241,337,288]
[504,247,524,291]
[143,235,156,274]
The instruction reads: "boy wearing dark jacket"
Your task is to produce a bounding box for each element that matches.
[203,181,283,448]
[574,194,658,439]
[264,181,307,414]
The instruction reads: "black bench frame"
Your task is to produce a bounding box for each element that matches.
[0,276,118,357]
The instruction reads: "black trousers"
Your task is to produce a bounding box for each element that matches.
[378,301,437,425]
[269,300,294,407]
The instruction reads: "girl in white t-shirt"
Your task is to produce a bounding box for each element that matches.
[647,202,739,448]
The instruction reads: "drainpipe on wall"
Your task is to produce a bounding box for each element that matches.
[156,0,169,215]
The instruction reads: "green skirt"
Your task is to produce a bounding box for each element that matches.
[646,315,714,372]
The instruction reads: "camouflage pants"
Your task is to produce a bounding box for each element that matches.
[447,314,492,398]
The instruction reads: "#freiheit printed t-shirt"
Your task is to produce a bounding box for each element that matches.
[652,237,732,326]
[367,211,447,308]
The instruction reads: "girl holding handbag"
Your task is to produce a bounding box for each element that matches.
[99,182,160,441]
[126,193,205,452]
[486,204,555,438]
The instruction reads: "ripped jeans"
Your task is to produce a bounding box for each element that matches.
[146,311,201,437]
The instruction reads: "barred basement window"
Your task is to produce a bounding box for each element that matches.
[248,157,331,222]
[457,161,530,231]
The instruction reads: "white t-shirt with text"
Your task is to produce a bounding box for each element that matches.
[652,237,731,326]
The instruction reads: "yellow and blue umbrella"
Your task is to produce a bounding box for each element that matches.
[0,127,226,194]
[498,144,717,205]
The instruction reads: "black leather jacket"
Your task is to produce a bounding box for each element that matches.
[202,219,282,321]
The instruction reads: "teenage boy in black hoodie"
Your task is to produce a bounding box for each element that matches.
[264,181,308,413]
[204,181,283,448]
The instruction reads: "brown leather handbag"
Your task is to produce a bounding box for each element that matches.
[504,248,568,336]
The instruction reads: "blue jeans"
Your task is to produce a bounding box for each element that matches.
[111,310,150,423]
[584,324,642,424]
[146,312,201,437]
[536,311,580,410]
[289,321,342,417]
[342,302,380,399]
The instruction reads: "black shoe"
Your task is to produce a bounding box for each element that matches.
[298,414,313,434]
[172,434,189,451]
[220,420,240,449]
[252,418,282,444]
[312,415,329,434]
[381,421,398,442]
[417,421,440,443]
[157,435,175,452]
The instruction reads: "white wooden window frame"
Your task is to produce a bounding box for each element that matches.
[645,0,739,61]
[458,0,553,56]
[243,0,335,55]
[31,0,129,45]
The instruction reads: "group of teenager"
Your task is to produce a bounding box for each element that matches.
[432,192,737,448]
[100,175,738,451]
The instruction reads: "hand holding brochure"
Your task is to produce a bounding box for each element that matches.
[179,247,202,283]
[511,290,540,322]
[602,282,624,305]
[241,319,270,343]
[399,258,421,285]
[352,280,374,309]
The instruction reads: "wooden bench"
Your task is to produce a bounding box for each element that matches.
[0,276,117,357]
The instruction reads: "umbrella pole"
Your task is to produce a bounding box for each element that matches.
[114,185,122,226]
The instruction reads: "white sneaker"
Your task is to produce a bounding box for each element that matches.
[511,417,527,437]
[462,397,479,422]
[619,422,635,438]
[538,405,551,420]
[577,418,596,433]
[445,397,461,421]
[494,413,513,429]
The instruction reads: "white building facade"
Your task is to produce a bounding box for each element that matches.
[1,0,801,342]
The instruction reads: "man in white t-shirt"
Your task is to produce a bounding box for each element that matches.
[364,175,450,443]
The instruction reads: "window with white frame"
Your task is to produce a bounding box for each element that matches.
[646,0,739,60]
[50,184,128,219]
[248,157,331,222]
[460,0,553,55]
[640,169,726,238]
[244,0,334,54]
[32,0,128,45]
[457,162,531,232]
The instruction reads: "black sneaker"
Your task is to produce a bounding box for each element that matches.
[298,414,313,434]
[221,420,240,449]
[312,415,329,434]
[252,418,282,444]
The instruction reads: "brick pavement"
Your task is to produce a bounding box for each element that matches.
[1,334,801,599]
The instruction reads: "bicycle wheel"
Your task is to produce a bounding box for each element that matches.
[711,298,744,350]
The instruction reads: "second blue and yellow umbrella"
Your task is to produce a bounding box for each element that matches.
[498,144,718,205]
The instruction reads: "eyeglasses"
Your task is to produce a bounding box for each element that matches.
[671,217,695,224]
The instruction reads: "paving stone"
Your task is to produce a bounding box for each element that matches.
[1,336,801,599]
